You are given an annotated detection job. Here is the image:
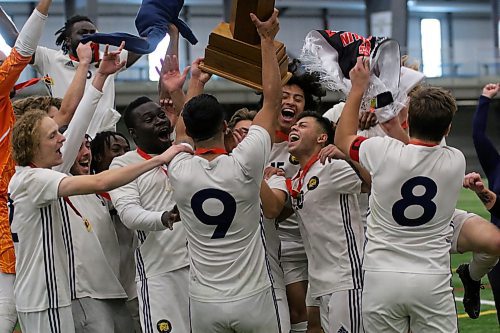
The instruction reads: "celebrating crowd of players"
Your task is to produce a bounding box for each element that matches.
[2,0,500,332]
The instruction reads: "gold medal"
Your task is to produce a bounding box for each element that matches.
[83,218,92,232]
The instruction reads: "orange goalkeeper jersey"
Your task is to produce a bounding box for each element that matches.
[0,48,31,274]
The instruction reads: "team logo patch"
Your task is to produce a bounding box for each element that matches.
[157,319,172,333]
[289,155,300,165]
[307,176,319,190]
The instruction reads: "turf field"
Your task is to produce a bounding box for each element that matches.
[12,188,500,332]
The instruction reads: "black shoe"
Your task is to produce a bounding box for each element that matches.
[457,263,483,319]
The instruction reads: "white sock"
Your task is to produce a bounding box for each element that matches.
[290,321,308,333]
[469,252,499,281]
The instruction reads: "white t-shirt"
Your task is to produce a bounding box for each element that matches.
[32,46,127,131]
[61,193,126,300]
[357,136,466,274]
[291,159,364,298]
[109,150,189,281]
[263,175,288,292]
[169,125,272,302]
[9,166,69,312]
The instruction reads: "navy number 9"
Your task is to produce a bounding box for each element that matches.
[191,189,237,239]
[392,176,437,227]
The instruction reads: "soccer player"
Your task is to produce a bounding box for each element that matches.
[165,9,282,332]
[109,96,191,333]
[287,111,369,333]
[335,57,465,332]
[9,106,190,331]
[0,0,53,330]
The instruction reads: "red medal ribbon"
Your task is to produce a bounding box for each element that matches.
[14,75,53,92]
[63,196,93,232]
[286,154,319,199]
[195,148,228,155]
[136,148,168,175]
[275,130,290,142]
[408,139,438,147]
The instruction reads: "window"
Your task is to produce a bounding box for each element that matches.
[420,18,442,77]
[0,34,12,56]
[148,35,170,81]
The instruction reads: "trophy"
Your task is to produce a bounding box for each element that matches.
[199,0,292,91]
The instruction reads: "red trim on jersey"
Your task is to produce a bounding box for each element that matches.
[98,192,111,201]
[194,148,228,155]
[408,139,438,147]
[136,148,168,175]
[349,136,367,162]
[286,154,319,199]
[275,130,290,142]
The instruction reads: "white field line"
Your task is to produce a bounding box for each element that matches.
[455,297,496,307]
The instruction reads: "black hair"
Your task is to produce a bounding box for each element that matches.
[90,131,130,173]
[297,111,335,145]
[55,15,93,54]
[183,94,225,141]
[123,96,154,129]
[258,58,325,111]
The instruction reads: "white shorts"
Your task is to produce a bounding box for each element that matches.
[280,240,308,263]
[275,287,291,333]
[137,267,190,333]
[450,209,475,254]
[190,287,280,333]
[18,305,75,333]
[0,271,16,333]
[72,297,133,333]
[282,259,308,285]
[363,271,457,333]
[320,289,363,333]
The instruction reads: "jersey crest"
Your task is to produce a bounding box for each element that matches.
[157,319,172,333]
[307,176,319,191]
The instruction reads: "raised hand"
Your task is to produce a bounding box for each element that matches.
[191,57,212,85]
[349,56,371,93]
[76,42,93,65]
[482,83,500,99]
[318,144,346,164]
[358,112,378,130]
[463,172,486,193]
[160,55,190,94]
[263,166,285,180]
[98,42,126,76]
[250,8,280,41]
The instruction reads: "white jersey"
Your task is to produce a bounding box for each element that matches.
[60,193,127,300]
[357,136,466,274]
[291,159,364,298]
[9,167,70,312]
[263,175,288,291]
[32,47,127,131]
[268,141,304,254]
[169,125,272,302]
[109,150,189,280]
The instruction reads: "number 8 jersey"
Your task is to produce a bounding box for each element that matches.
[169,126,272,302]
[352,136,466,274]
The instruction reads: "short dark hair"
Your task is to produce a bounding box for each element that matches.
[297,111,335,146]
[55,15,94,54]
[183,94,225,141]
[408,86,457,142]
[123,96,154,129]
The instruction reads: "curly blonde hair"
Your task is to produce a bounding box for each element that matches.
[12,109,48,166]
[12,96,62,117]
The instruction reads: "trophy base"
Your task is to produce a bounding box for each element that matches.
[200,23,292,91]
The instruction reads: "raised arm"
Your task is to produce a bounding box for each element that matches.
[335,56,370,157]
[249,9,281,141]
[472,83,500,179]
[58,144,192,197]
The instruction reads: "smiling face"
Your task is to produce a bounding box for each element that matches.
[70,136,92,175]
[279,84,306,133]
[32,116,66,168]
[288,116,327,158]
[129,101,172,154]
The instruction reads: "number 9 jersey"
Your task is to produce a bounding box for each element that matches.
[169,126,273,302]
[352,135,466,274]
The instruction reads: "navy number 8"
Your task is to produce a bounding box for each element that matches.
[191,189,237,239]
[392,176,437,227]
